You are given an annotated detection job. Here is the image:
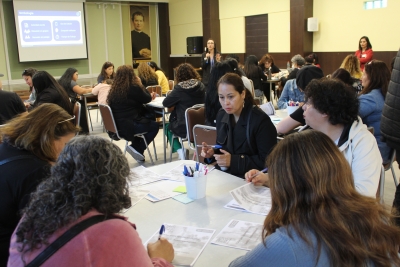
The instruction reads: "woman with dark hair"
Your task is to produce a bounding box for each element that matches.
[0,104,78,266]
[225,58,252,93]
[331,68,362,94]
[163,63,205,159]
[148,61,169,95]
[201,73,277,177]
[355,36,373,71]
[107,65,158,163]
[137,62,159,88]
[201,38,218,87]
[21,68,38,108]
[58,67,92,103]
[244,55,267,101]
[204,61,233,126]
[8,136,174,267]
[32,71,74,115]
[278,77,381,197]
[97,61,115,84]
[259,54,280,77]
[236,130,400,266]
[305,52,320,68]
[359,60,391,163]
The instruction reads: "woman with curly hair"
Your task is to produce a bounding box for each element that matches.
[277,77,381,197]
[8,136,174,266]
[97,61,115,84]
[359,60,391,164]
[137,62,159,88]
[107,65,158,163]
[237,130,400,266]
[162,63,205,159]
[340,54,363,79]
[0,103,78,266]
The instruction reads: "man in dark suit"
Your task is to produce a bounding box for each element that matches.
[131,11,151,59]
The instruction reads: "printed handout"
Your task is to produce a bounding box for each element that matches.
[121,189,149,213]
[229,183,272,215]
[143,180,185,202]
[160,163,195,182]
[128,166,163,187]
[211,219,263,251]
[145,223,215,266]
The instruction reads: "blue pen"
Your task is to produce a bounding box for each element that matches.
[195,162,199,171]
[183,165,189,176]
[196,144,223,149]
[158,224,165,240]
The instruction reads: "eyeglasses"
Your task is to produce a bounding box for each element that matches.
[58,115,75,124]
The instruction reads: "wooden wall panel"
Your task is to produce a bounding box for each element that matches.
[245,14,268,60]
[158,3,171,75]
[202,0,221,48]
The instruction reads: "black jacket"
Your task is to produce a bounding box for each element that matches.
[201,51,217,86]
[33,87,73,115]
[163,80,205,138]
[211,104,277,177]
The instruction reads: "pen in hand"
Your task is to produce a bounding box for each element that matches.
[197,144,222,149]
[249,167,268,179]
[158,224,165,240]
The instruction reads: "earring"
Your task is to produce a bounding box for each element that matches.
[243,100,245,108]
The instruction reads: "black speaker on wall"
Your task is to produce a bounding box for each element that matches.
[187,36,203,54]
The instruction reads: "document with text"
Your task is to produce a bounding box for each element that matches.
[145,223,215,266]
[128,166,163,187]
[229,183,272,216]
[211,219,263,251]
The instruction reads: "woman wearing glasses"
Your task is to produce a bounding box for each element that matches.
[0,104,78,266]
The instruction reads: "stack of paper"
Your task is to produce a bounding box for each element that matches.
[129,166,163,187]
[228,183,272,216]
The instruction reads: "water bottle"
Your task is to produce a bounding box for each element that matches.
[268,68,272,80]
[287,61,290,69]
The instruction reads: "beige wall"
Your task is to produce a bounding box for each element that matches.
[169,0,202,55]
[313,0,400,52]
[218,0,290,53]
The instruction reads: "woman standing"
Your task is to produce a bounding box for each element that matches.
[201,73,277,177]
[201,38,217,87]
[355,36,373,71]
[162,63,205,159]
[0,104,78,266]
[148,61,169,95]
[8,136,174,267]
[107,65,158,163]
[32,71,73,115]
[137,62,159,88]
[359,60,391,163]
[97,61,115,84]
[236,130,400,266]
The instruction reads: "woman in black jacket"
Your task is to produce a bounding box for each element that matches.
[107,65,158,163]
[163,63,205,159]
[201,73,277,177]
[201,38,218,87]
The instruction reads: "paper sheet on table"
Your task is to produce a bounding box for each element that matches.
[160,163,195,182]
[224,199,248,212]
[128,166,163,187]
[145,223,215,266]
[121,189,149,213]
[211,219,263,251]
[269,115,282,125]
[229,183,272,216]
[143,180,184,202]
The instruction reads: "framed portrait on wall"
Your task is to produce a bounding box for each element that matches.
[130,5,151,60]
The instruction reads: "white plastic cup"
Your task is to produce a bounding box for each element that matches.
[287,106,298,115]
[185,175,207,199]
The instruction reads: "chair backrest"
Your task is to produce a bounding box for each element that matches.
[193,124,217,162]
[168,80,174,91]
[146,85,162,96]
[248,79,255,97]
[185,105,206,150]
[74,102,81,127]
[99,104,122,139]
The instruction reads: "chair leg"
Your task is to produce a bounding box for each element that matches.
[124,140,128,155]
[88,108,93,131]
[380,166,385,204]
[140,136,154,165]
[169,135,175,162]
[152,140,158,161]
[392,165,398,187]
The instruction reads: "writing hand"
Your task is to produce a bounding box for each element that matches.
[214,149,231,168]
[200,142,214,158]
[151,92,157,100]
[245,169,269,186]
[147,237,174,263]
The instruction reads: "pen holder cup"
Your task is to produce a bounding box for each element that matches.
[185,175,207,199]
[287,106,298,115]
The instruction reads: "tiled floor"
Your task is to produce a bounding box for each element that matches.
[86,108,399,209]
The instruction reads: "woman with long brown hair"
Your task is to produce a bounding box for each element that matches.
[137,62,159,88]
[232,130,400,266]
[107,65,158,163]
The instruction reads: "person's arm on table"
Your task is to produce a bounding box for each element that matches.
[276,106,304,134]
[162,88,180,107]
[277,82,291,109]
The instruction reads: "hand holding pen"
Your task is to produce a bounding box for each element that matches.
[147,225,174,263]
[245,168,269,187]
[200,142,216,158]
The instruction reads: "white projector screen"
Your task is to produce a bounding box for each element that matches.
[13,1,88,62]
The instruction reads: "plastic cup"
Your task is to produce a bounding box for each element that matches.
[287,106,298,115]
[185,175,207,199]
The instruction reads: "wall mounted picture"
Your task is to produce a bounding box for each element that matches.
[130,5,151,60]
